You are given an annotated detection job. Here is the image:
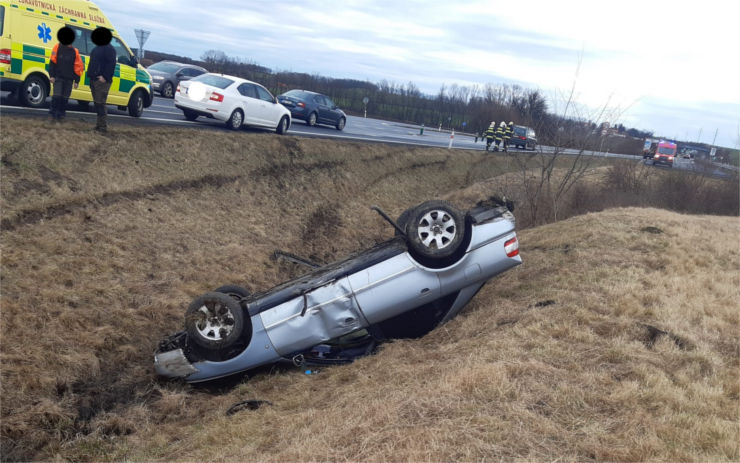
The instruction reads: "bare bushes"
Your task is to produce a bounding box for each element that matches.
[567,161,739,217]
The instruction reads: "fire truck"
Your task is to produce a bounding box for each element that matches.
[643,139,677,167]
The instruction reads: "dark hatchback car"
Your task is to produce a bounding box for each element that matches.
[277,90,347,130]
[147,61,208,98]
[511,125,537,150]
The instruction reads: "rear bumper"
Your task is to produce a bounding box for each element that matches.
[175,102,223,120]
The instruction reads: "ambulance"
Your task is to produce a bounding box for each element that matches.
[0,0,152,116]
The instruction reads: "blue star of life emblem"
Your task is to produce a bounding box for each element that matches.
[37,23,52,43]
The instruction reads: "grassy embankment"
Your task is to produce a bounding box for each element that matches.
[1,115,738,461]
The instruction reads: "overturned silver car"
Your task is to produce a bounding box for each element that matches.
[155,199,522,382]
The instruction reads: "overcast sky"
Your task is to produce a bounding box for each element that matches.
[98,0,739,148]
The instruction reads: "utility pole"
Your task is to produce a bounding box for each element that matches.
[711,128,718,146]
[134,29,150,62]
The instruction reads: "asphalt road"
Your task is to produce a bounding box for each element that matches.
[1,93,735,178]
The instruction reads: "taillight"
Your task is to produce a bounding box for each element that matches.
[297,102,305,108]
[0,49,11,64]
[210,92,224,102]
[519,136,526,140]
[176,84,181,94]
[504,237,519,258]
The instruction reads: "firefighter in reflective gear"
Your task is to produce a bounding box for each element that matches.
[49,27,84,121]
[503,121,514,152]
[483,122,496,152]
[494,121,506,151]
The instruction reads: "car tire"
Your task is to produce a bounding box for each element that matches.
[183,110,198,121]
[127,90,145,117]
[185,292,244,350]
[276,116,289,135]
[214,285,250,301]
[20,74,48,108]
[406,200,465,260]
[161,81,174,98]
[336,117,346,131]
[77,100,90,111]
[307,112,317,127]
[226,109,243,130]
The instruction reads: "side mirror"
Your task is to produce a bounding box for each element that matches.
[175,71,183,78]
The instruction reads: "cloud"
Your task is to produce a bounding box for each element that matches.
[97,0,740,147]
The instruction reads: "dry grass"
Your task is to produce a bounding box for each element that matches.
[1,115,738,462]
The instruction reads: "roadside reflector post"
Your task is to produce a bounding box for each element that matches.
[448,130,454,149]
[420,124,424,135]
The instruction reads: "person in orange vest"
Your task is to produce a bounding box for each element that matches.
[49,27,84,121]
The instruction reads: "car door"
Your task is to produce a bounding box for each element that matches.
[107,36,137,106]
[236,83,260,125]
[254,85,280,126]
[314,95,333,124]
[347,253,441,324]
[259,277,366,356]
[323,96,341,124]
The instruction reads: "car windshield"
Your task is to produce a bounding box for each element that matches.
[148,62,180,73]
[284,90,314,99]
[658,147,675,155]
[192,74,234,89]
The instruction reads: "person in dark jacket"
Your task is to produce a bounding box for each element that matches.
[49,27,84,121]
[86,27,117,132]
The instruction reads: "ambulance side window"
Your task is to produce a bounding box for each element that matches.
[110,36,134,66]
[67,26,89,55]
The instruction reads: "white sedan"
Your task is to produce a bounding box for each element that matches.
[174,73,291,133]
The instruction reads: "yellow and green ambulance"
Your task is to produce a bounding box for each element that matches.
[0,0,152,116]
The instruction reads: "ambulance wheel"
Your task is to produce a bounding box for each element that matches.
[128,90,145,117]
[77,100,90,111]
[20,74,48,108]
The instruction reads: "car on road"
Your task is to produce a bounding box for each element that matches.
[147,61,207,98]
[511,125,537,150]
[277,89,346,130]
[154,199,522,382]
[175,73,291,133]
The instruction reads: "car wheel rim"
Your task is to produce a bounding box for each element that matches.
[27,81,43,105]
[194,300,235,341]
[417,210,456,250]
[164,84,172,97]
[233,112,242,128]
[309,113,316,125]
[338,119,345,129]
